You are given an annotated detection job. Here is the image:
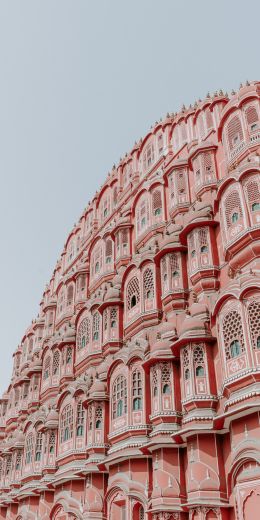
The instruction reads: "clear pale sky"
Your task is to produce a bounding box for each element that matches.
[0,0,259,394]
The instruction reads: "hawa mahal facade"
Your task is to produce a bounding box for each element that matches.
[0,81,260,520]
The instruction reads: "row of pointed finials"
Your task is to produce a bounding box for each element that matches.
[52,79,252,289]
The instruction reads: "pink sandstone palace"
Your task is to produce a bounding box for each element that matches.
[0,81,260,520]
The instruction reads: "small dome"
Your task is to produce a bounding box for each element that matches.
[89,377,107,397]
[104,287,120,301]
[63,326,76,342]
[190,302,209,317]
[179,313,209,337]
[45,409,59,428]
[151,338,172,355]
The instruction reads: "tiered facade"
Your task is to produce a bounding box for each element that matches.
[0,81,260,520]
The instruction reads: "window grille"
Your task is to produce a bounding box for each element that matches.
[203,152,214,179]
[103,309,108,331]
[88,405,93,430]
[113,186,118,207]
[170,253,179,274]
[105,238,113,262]
[152,189,162,215]
[180,120,187,141]
[110,307,117,327]
[95,406,102,428]
[43,356,51,380]
[198,112,205,138]
[169,173,175,203]
[66,347,72,364]
[143,268,154,299]
[76,401,85,436]
[227,116,243,149]
[122,228,128,246]
[112,375,127,419]
[60,404,74,443]
[222,310,245,360]
[77,317,90,350]
[25,434,33,464]
[52,351,60,375]
[161,362,171,394]
[35,432,43,461]
[127,277,140,310]
[151,365,158,387]
[248,300,260,349]
[15,451,22,470]
[224,190,243,228]
[199,228,209,251]
[132,370,142,410]
[67,284,74,306]
[6,456,12,475]
[177,171,186,194]
[158,133,163,153]
[139,506,145,520]
[92,312,100,341]
[182,347,190,367]
[205,107,213,130]
[245,105,258,127]
[49,431,55,453]
[245,178,260,207]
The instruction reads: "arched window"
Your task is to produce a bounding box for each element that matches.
[183,347,190,380]
[152,189,163,217]
[112,375,127,419]
[15,451,22,470]
[143,143,155,171]
[136,196,149,236]
[52,350,60,375]
[199,228,209,253]
[193,345,205,376]
[113,185,118,207]
[66,347,72,364]
[92,312,100,341]
[205,107,214,131]
[43,356,51,381]
[248,300,260,350]
[227,115,243,149]
[95,406,102,428]
[224,190,243,228]
[35,432,43,461]
[245,105,259,132]
[25,434,33,465]
[143,267,154,300]
[161,362,172,395]
[158,133,163,154]
[105,238,113,264]
[132,370,142,410]
[222,309,245,360]
[110,307,117,328]
[126,277,140,310]
[244,178,260,213]
[77,317,90,350]
[49,431,56,454]
[57,287,65,315]
[67,284,74,306]
[91,242,102,280]
[60,404,74,443]
[170,253,180,283]
[76,401,85,437]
